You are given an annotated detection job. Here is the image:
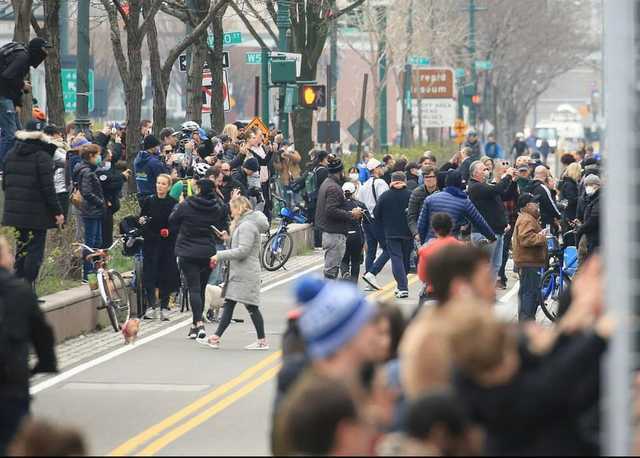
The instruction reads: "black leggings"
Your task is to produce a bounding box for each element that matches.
[215,299,265,340]
[340,234,363,282]
[178,257,211,326]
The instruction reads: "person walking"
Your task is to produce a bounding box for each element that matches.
[512,193,548,321]
[2,122,64,293]
[373,171,413,298]
[201,196,271,350]
[0,38,51,166]
[314,157,363,279]
[359,158,390,289]
[134,134,168,206]
[0,235,57,455]
[139,174,179,321]
[339,182,366,282]
[74,144,106,283]
[170,179,227,340]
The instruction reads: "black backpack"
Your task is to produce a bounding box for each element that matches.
[0,42,27,73]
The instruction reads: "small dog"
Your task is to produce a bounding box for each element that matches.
[121,318,140,345]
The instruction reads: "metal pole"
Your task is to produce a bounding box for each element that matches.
[418,98,423,146]
[254,76,260,117]
[357,73,369,163]
[603,0,634,454]
[377,6,388,153]
[469,0,477,128]
[75,0,90,130]
[326,64,332,153]
[330,0,338,122]
[261,47,270,123]
[276,0,291,139]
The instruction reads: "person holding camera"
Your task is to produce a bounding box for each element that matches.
[134,135,168,206]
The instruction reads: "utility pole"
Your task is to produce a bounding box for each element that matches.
[464,0,486,128]
[329,0,338,122]
[276,0,291,139]
[261,47,270,123]
[377,5,388,153]
[400,0,414,148]
[75,0,90,131]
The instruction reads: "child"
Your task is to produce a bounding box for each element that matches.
[340,182,367,282]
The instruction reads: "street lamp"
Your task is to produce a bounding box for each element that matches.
[372,0,391,152]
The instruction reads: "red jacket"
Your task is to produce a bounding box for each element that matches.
[417,236,463,293]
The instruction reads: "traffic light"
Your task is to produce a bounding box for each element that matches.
[472,95,481,105]
[299,84,326,109]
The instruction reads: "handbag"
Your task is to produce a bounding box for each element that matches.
[70,183,83,209]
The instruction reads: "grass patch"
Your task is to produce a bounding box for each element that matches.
[341,142,458,170]
[36,277,79,297]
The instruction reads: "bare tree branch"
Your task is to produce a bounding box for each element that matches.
[244,0,278,44]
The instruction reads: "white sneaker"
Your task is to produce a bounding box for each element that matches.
[197,336,220,349]
[245,341,269,350]
[395,290,409,299]
[362,272,382,290]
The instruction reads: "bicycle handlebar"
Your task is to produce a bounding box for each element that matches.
[73,238,122,254]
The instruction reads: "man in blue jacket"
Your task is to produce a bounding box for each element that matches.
[134,135,167,206]
[417,170,496,244]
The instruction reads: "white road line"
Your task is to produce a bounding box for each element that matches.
[498,281,520,304]
[30,263,323,396]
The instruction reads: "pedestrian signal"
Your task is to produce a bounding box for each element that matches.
[299,84,326,109]
[472,95,481,104]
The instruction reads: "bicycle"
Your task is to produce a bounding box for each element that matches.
[120,216,149,318]
[260,194,307,271]
[75,239,132,332]
[539,230,579,322]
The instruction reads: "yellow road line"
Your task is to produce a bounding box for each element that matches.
[135,365,282,457]
[108,351,282,456]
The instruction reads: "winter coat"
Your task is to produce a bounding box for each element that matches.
[51,139,68,194]
[374,186,412,239]
[467,176,512,234]
[529,180,562,228]
[96,164,125,214]
[134,150,168,196]
[0,267,57,399]
[140,194,178,243]
[2,130,63,230]
[463,139,483,158]
[406,173,419,192]
[459,150,482,183]
[512,210,547,268]
[407,186,437,237]
[169,194,227,259]
[576,189,600,254]
[0,45,41,107]
[74,160,105,219]
[559,176,579,222]
[217,210,270,306]
[417,186,495,243]
[66,150,82,190]
[314,175,354,235]
[484,141,504,159]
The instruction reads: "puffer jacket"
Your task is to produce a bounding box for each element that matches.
[512,210,547,267]
[314,175,354,235]
[407,186,436,237]
[169,194,227,259]
[2,130,62,229]
[73,160,105,219]
[51,138,68,194]
[217,210,270,306]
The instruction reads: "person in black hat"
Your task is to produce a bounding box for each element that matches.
[231,157,260,203]
[512,192,548,321]
[0,38,52,166]
[314,157,364,279]
[133,134,168,206]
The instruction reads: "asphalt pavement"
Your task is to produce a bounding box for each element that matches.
[30,250,524,456]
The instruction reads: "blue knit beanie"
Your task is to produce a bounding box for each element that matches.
[298,280,376,360]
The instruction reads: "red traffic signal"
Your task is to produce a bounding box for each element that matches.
[299,84,326,109]
[472,95,481,104]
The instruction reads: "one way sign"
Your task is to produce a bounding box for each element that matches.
[179,52,229,72]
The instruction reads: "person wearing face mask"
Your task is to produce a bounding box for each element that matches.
[467,160,515,281]
[74,144,106,283]
[134,135,168,207]
[97,147,131,248]
[512,193,548,321]
[575,174,601,261]
[346,167,361,196]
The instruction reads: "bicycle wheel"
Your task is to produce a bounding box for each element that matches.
[261,232,294,271]
[104,270,131,332]
[540,270,571,322]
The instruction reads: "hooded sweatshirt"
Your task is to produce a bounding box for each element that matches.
[134,150,168,196]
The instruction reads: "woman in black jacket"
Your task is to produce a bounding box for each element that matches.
[73,144,106,282]
[169,179,227,339]
[559,162,581,246]
[140,174,179,321]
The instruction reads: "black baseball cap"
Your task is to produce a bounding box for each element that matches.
[28,37,53,50]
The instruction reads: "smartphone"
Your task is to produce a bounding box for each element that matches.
[211,225,224,237]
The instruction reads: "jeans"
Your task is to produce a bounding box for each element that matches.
[518,266,542,321]
[322,232,347,279]
[387,238,412,291]
[178,257,211,326]
[364,219,389,275]
[499,227,513,281]
[215,299,265,339]
[340,233,363,282]
[82,217,103,281]
[15,228,47,286]
[0,395,29,456]
[0,96,20,168]
[207,243,227,285]
[471,232,503,279]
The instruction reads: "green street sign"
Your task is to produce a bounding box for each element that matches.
[61,68,94,113]
[408,56,431,66]
[455,68,465,79]
[245,52,262,64]
[475,60,493,70]
[208,31,242,48]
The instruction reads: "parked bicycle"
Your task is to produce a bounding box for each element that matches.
[74,239,132,332]
[539,230,579,322]
[260,195,307,271]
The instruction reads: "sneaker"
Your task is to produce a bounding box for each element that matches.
[187,327,198,339]
[197,326,206,340]
[362,272,382,290]
[160,310,169,322]
[496,279,507,290]
[394,290,409,299]
[142,308,156,320]
[81,279,89,285]
[197,336,220,349]
[245,341,269,350]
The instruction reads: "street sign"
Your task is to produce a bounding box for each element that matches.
[207,31,242,47]
[411,67,455,99]
[270,52,302,77]
[474,60,493,70]
[347,118,374,141]
[246,52,262,65]
[179,52,229,72]
[61,68,95,113]
[455,68,465,79]
[245,116,270,137]
[202,69,230,113]
[408,56,431,66]
[411,99,456,128]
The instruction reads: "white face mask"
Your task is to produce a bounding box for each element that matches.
[349,173,359,181]
[585,186,597,196]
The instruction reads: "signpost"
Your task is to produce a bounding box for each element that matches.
[207,31,242,48]
[411,67,455,99]
[246,52,262,64]
[411,99,456,128]
[62,68,94,112]
[201,69,230,113]
[179,52,229,72]
[245,116,270,137]
[347,117,374,141]
[474,60,493,71]
[270,52,302,77]
[408,56,431,66]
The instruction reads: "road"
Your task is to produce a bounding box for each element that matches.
[30,251,525,456]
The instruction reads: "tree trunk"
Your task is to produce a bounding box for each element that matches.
[124,34,144,192]
[42,0,64,127]
[186,35,206,125]
[207,5,227,133]
[146,2,165,135]
[13,0,33,126]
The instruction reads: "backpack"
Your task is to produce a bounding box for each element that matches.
[0,42,26,73]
